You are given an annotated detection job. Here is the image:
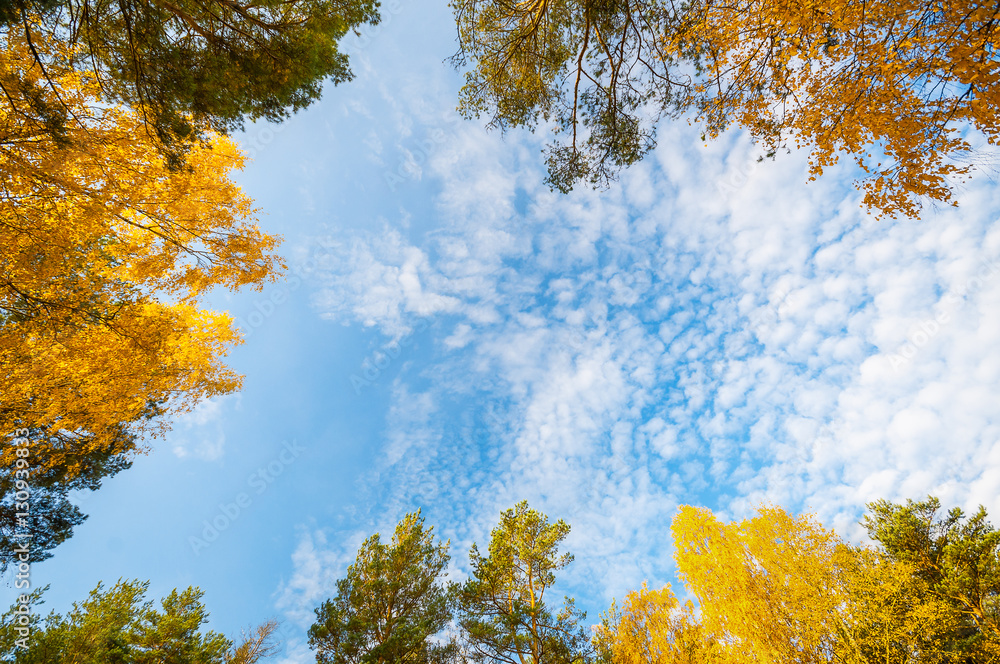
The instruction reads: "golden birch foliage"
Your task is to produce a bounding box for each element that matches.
[671,506,843,664]
[595,583,735,664]
[670,506,966,664]
[667,0,1000,217]
[0,23,282,473]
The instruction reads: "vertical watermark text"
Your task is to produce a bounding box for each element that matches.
[9,428,32,649]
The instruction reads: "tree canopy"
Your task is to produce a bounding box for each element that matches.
[452,0,1000,216]
[0,580,282,663]
[0,22,282,480]
[455,500,593,664]
[450,0,678,194]
[864,496,1000,660]
[670,503,966,664]
[2,0,379,162]
[594,583,726,664]
[308,511,455,664]
[584,497,1000,664]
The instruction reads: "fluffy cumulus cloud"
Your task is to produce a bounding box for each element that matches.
[275,66,1000,649]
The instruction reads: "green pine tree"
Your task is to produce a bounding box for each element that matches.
[309,510,455,664]
[455,501,592,664]
[864,496,1000,662]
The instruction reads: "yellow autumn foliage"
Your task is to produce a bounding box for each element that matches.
[0,22,282,473]
[595,583,737,664]
[667,0,1000,217]
[601,506,972,664]
[671,506,843,664]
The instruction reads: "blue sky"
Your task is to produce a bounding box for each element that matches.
[5,0,1000,660]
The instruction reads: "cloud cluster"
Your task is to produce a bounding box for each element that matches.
[277,55,1000,648]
